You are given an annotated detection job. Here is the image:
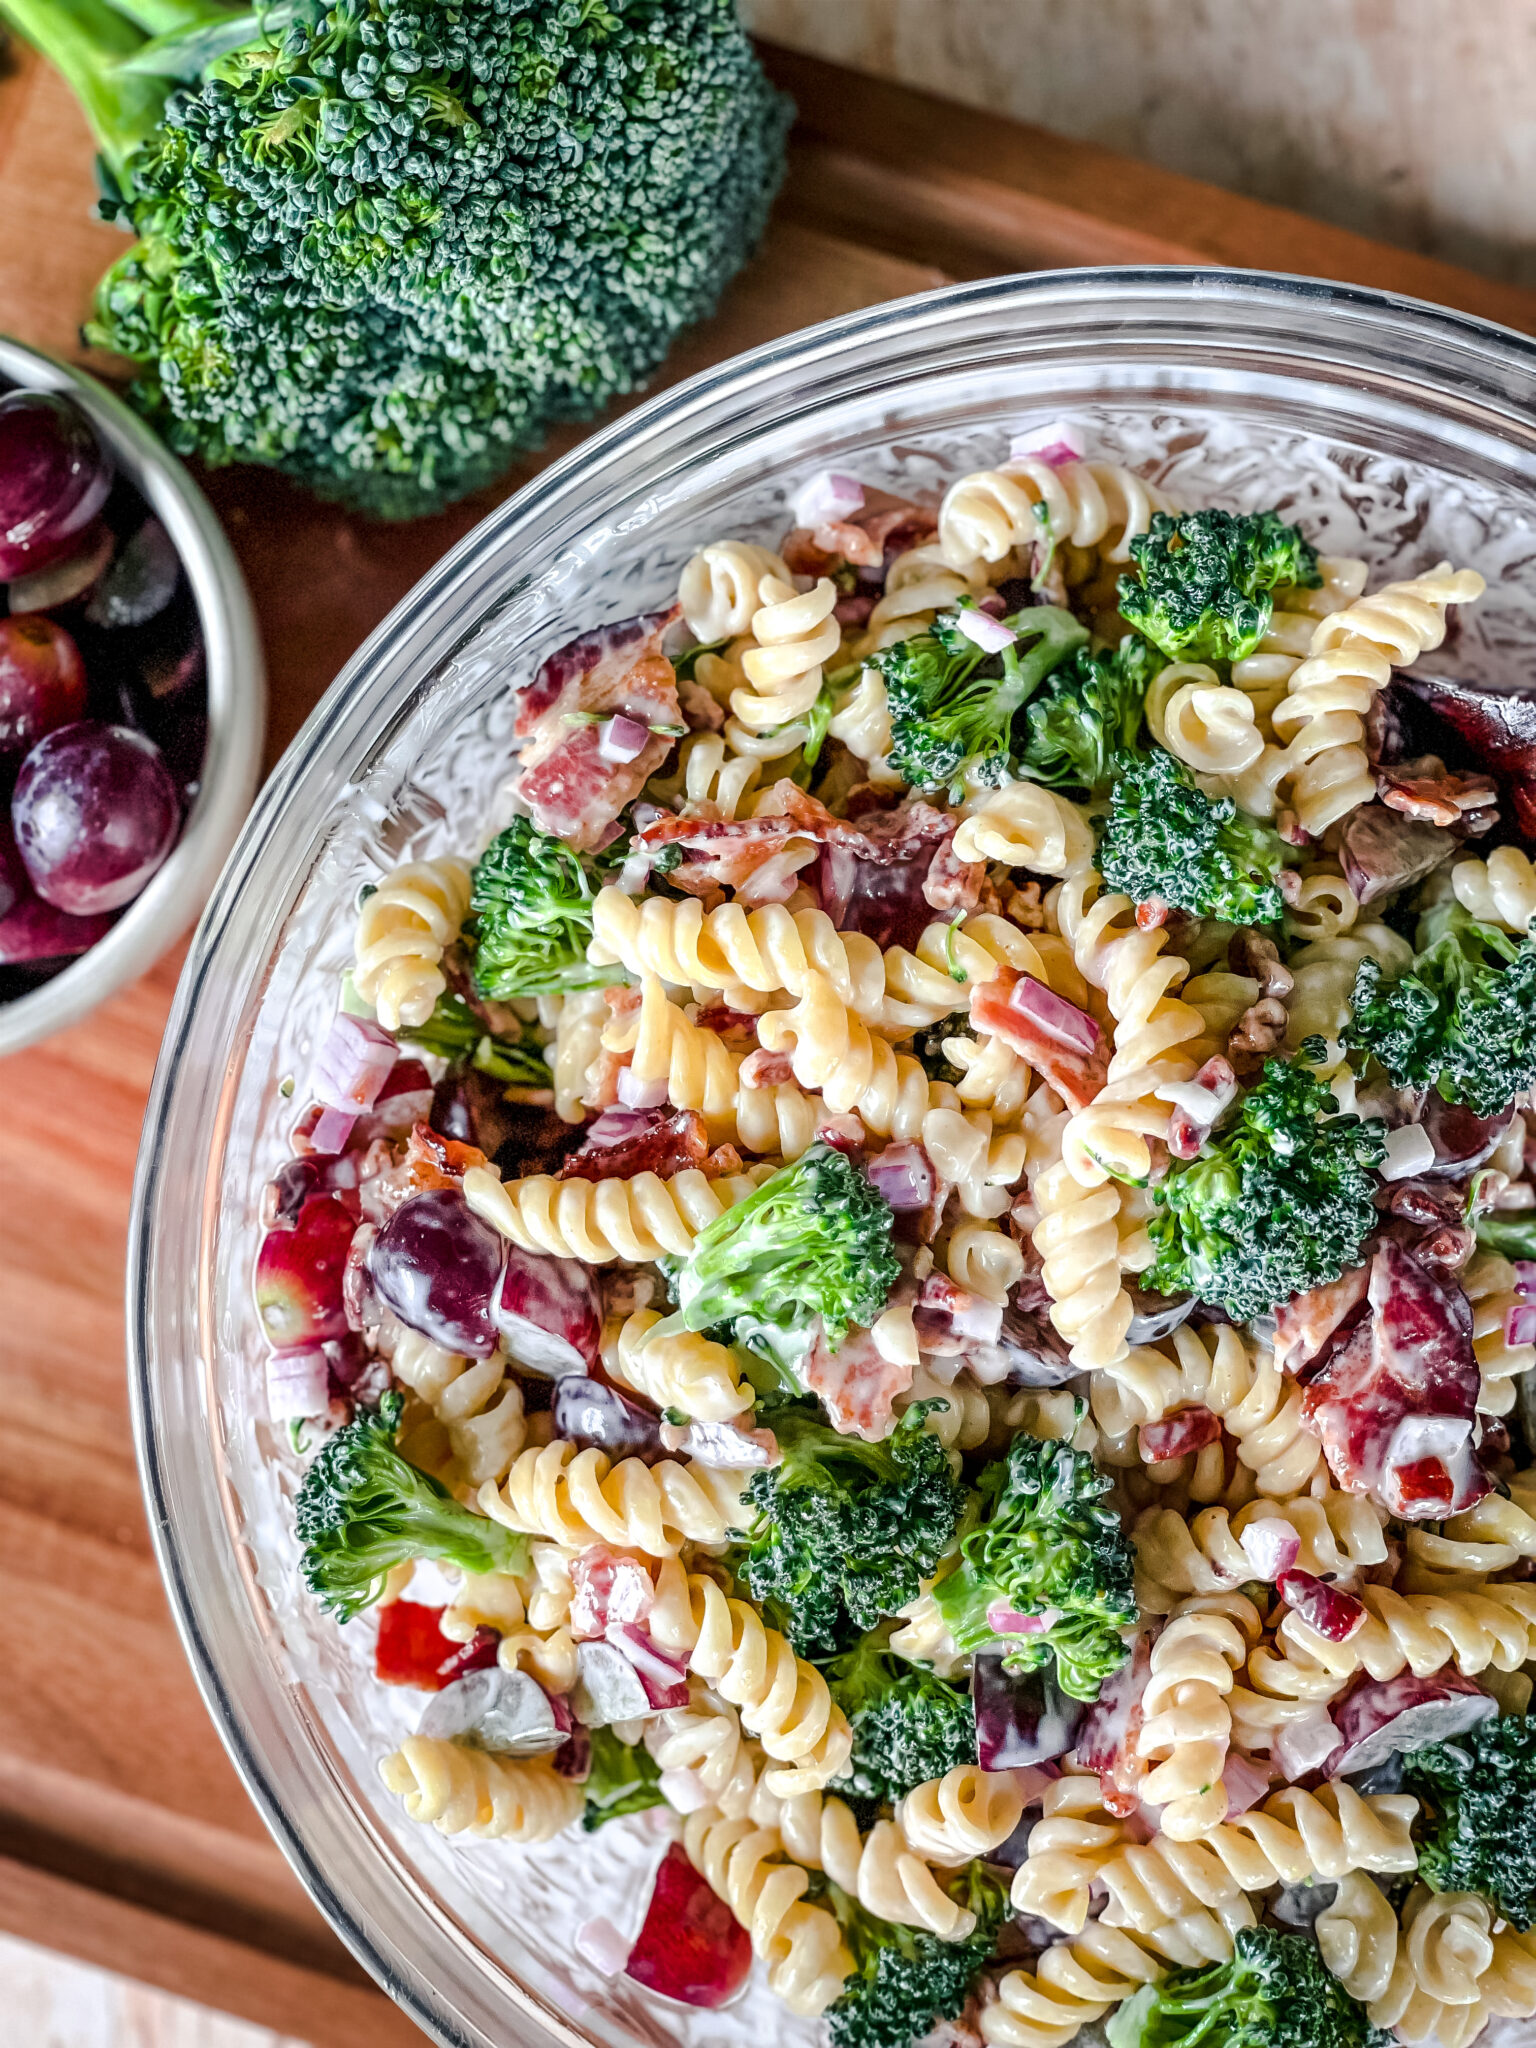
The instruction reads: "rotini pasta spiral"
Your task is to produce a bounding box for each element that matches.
[1285,922,1413,1054]
[1365,1885,1536,2048]
[388,1328,527,1491]
[1406,1475,1536,1583]
[1463,1251,1536,1419]
[1282,864,1360,945]
[887,1586,965,1676]
[679,540,791,643]
[646,1688,759,1818]
[378,1736,582,1842]
[1032,1157,1132,1369]
[354,856,471,1031]
[1009,1768,1128,1934]
[1135,1592,1261,1839]
[1227,555,1369,722]
[496,1620,580,1693]
[1317,1870,1403,2005]
[856,537,984,654]
[770,1788,980,1941]
[1250,1578,1536,1696]
[825,668,903,785]
[945,1217,1028,1304]
[648,1556,853,1794]
[549,985,610,1124]
[923,1105,1029,1219]
[607,974,747,1146]
[666,729,764,821]
[479,1439,750,1556]
[756,971,938,1137]
[954,782,1095,875]
[1134,1489,1389,1613]
[982,1917,1226,2048]
[938,459,1172,574]
[1452,846,1536,933]
[463,1161,765,1264]
[732,574,841,733]
[1146,664,1264,776]
[683,1805,853,2016]
[896,1362,994,1449]
[602,1307,751,1423]
[895,1765,1025,1868]
[941,1030,1034,1126]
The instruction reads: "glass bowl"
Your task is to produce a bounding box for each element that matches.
[130,268,1536,2048]
[0,334,264,1055]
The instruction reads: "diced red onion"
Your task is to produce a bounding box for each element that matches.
[1277,1569,1366,1643]
[1382,1124,1437,1181]
[616,1065,670,1109]
[866,1142,937,1212]
[1009,420,1086,467]
[309,1107,358,1157]
[659,1419,780,1468]
[955,607,1019,653]
[916,1272,1004,1347]
[986,1600,1061,1636]
[586,1107,661,1148]
[312,1012,397,1114]
[606,1622,690,1708]
[1507,1302,1536,1346]
[1220,1752,1274,1817]
[792,469,865,527]
[598,714,653,764]
[265,1346,331,1422]
[657,1765,712,1813]
[1005,975,1099,1054]
[1239,1519,1302,1582]
[1273,1706,1344,1782]
[576,1917,633,1979]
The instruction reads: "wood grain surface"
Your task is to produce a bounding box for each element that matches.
[1,33,1535,2048]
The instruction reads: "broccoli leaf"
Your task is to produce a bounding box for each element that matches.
[1016,634,1161,794]
[581,1725,665,1832]
[1098,745,1288,925]
[397,992,552,1089]
[1116,509,1321,664]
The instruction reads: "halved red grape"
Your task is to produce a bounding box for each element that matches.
[12,721,179,914]
[625,1843,751,2008]
[369,1186,505,1358]
[0,390,113,579]
[255,1193,355,1350]
[0,887,114,963]
[0,614,87,758]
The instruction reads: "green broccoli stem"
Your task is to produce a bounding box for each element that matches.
[1474,1210,1536,1260]
[0,0,172,177]
[101,0,240,38]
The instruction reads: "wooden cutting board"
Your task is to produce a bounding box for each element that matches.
[2,36,1535,2047]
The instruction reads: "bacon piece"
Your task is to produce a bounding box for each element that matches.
[739,1047,795,1089]
[511,608,682,851]
[558,1108,710,1184]
[636,804,820,906]
[802,1321,914,1442]
[1076,1630,1152,1817]
[1275,1262,1371,1378]
[815,800,957,952]
[912,1272,1002,1354]
[1301,1241,1492,1519]
[969,966,1108,1111]
[781,493,938,579]
[924,833,987,918]
[1139,1405,1223,1463]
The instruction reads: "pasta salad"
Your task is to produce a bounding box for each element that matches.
[254,428,1536,2048]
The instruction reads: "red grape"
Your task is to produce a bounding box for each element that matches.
[12,721,179,915]
[0,888,114,963]
[625,1843,751,2008]
[0,391,113,580]
[255,1193,355,1350]
[369,1186,506,1358]
[0,614,87,758]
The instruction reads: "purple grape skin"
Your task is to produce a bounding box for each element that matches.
[551,1376,665,1462]
[11,721,180,914]
[0,391,113,579]
[369,1187,506,1358]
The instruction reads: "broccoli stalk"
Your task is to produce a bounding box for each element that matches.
[661,1142,901,1382]
[469,817,623,1000]
[738,1404,968,1659]
[827,1864,1009,2048]
[397,992,552,1090]
[294,1392,526,1621]
[1117,509,1322,663]
[1147,1051,1385,1320]
[1099,745,1289,925]
[826,1635,977,1823]
[1016,634,1161,794]
[1345,900,1536,1118]
[581,1725,665,1833]
[1107,1926,1384,2048]
[874,603,1088,798]
[1403,1715,1536,1929]
[3,0,789,518]
[930,1427,1135,1701]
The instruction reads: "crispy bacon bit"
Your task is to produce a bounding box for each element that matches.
[1275,1263,1372,1377]
[912,1272,1003,1354]
[1139,1405,1223,1463]
[1135,897,1169,931]
[637,795,822,907]
[1300,1241,1492,1519]
[739,1047,795,1090]
[802,1320,913,1441]
[781,493,938,580]
[970,966,1108,1111]
[1378,755,1499,831]
[558,1108,710,1184]
[404,1123,489,1188]
[511,608,682,851]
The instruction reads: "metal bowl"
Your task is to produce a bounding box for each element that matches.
[0,333,264,1056]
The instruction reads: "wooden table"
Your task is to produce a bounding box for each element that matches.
[3,39,1536,2048]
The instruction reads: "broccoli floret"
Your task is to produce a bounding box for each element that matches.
[663,1142,901,1382]
[1017,634,1161,794]
[581,1725,665,1833]
[739,1403,968,1660]
[1147,1052,1385,1320]
[469,817,623,1000]
[826,1636,977,1821]
[1107,1926,1384,2048]
[1098,745,1289,924]
[827,1864,1008,2048]
[6,0,789,518]
[1345,900,1536,1118]
[874,604,1087,799]
[294,1392,526,1621]
[930,1426,1134,1701]
[1402,1715,1536,1929]
[1117,509,1322,664]
[397,992,552,1090]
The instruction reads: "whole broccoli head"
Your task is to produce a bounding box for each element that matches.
[469,817,623,1000]
[663,1142,901,1382]
[1107,1926,1383,2048]
[1345,900,1536,1119]
[398,992,552,1089]
[1116,509,1322,664]
[739,1402,968,1660]
[8,0,789,518]
[1402,1714,1536,1929]
[826,1635,977,1824]
[873,604,1087,800]
[1147,1051,1385,1320]
[294,1392,527,1620]
[931,1427,1135,1701]
[581,1725,665,1832]
[827,1864,1008,2048]
[1098,745,1289,925]
[1017,634,1161,794]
